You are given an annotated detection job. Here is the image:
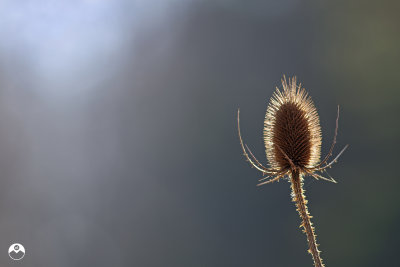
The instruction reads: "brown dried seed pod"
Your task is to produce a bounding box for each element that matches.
[264,76,321,171]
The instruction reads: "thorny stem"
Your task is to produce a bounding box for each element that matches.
[291,169,324,267]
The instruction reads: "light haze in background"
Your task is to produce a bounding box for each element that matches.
[0,0,398,266]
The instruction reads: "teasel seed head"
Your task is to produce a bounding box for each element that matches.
[264,76,322,171]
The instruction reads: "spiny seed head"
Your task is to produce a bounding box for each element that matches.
[264,76,321,170]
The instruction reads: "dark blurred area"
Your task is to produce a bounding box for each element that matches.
[0,0,399,266]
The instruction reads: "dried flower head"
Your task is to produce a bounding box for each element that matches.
[264,77,322,171]
[237,76,348,267]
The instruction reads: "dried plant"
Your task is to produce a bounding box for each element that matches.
[237,76,348,267]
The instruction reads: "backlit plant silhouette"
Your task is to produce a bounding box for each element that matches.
[237,76,348,267]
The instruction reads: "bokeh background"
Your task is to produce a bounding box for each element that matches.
[0,0,398,266]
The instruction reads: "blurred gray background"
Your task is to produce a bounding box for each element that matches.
[0,0,398,266]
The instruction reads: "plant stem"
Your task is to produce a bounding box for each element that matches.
[290,169,324,267]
